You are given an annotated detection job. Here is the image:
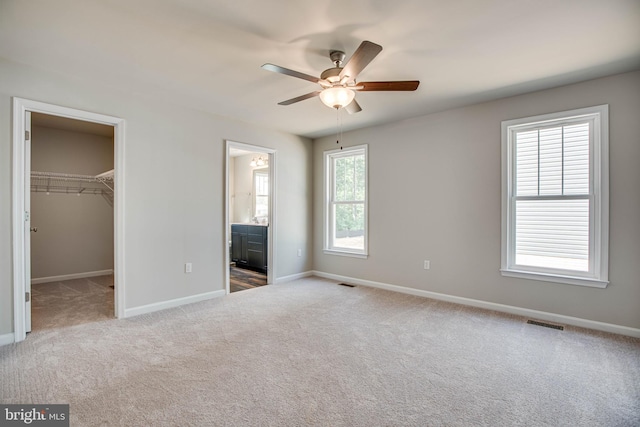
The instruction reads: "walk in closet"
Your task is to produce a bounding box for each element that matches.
[29,113,115,329]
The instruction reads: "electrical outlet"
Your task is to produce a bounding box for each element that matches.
[297,249,302,257]
[185,263,192,273]
[423,260,430,270]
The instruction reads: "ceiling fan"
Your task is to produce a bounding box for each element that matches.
[262,40,419,114]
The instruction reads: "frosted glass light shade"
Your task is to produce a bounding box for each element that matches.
[319,87,355,109]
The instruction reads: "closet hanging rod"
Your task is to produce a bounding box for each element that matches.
[30,170,114,182]
[30,171,115,207]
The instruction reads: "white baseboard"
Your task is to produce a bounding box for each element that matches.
[124,289,226,318]
[0,333,15,347]
[32,269,114,285]
[275,271,314,284]
[312,271,640,338]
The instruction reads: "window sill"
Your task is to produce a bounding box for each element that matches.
[500,268,608,288]
[323,249,368,259]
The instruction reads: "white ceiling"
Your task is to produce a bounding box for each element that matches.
[1,0,639,139]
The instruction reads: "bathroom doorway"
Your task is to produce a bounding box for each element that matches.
[225,141,276,293]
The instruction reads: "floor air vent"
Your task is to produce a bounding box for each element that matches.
[527,319,564,331]
[338,283,356,287]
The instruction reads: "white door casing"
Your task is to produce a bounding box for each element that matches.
[12,97,126,343]
[225,140,277,294]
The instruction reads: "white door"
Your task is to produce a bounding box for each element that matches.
[24,110,32,332]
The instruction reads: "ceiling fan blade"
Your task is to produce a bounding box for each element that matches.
[262,63,320,84]
[344,99,362,114]
[277,91,321,106]
[339,41,382,82]
[356,81,420,91]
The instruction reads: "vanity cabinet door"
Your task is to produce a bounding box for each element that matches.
[231,225,248,264]
[247,226,267,272]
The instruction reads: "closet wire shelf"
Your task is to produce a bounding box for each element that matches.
[31,170,114,206]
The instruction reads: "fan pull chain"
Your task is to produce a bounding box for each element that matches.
[340,110,344,150]
[336,107,340,149]
[336,107,344,150]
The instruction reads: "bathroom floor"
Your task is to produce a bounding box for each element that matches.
[230,265,267,293]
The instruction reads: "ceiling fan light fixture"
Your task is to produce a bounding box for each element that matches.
[319,87,355,109]
[263,40,418,113]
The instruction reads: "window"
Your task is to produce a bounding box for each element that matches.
[324,145,368,257]
[501,105,609,287]
[253,169,269,220]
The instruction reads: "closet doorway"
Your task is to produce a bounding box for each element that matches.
[30,113,115,330]
[12,98,125,343]
[225,141,276,294]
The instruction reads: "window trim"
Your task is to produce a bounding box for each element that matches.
[252,168,269,219]
[500,105,609,288]
[323,144,368,258]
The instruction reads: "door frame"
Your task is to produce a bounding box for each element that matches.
[12,97,126,342]
[225,140,276,293]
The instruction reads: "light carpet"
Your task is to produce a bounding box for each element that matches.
[1,276,639,426]
[30,275,114,330]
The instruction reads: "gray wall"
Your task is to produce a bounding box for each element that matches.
[0,57,314,336]
[30,125,114,279]
[314,71,640,329]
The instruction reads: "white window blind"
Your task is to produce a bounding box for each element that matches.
[501,105,609,287]
[514,123,590,271]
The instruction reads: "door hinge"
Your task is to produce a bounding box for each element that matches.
[25,211,30,221]
[25,130,30,141]
[25,292,30,302]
